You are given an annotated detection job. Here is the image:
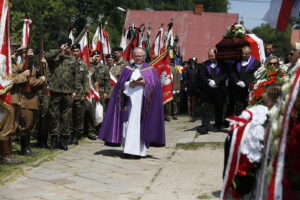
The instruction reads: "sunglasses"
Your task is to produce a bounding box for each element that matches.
[269,62,278,66]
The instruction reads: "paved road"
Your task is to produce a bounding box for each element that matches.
[0,116,227,200]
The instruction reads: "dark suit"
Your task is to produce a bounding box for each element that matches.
[199,60,228,129]
[227,56,260,116]
[183,65,198,96]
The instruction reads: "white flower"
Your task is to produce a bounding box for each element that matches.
[253,125,265,140]
[281,82,291,94]
[269,105,278,119]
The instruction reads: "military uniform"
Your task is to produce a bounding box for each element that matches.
[115,57,129,69]
[0,60,28,164]
[107,64,123,97]
[45,49,78,150]
[71,58,89,144]
[10,61,28,135]
[19,59,45,155]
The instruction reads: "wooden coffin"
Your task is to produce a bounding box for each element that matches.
[215,37,249,61]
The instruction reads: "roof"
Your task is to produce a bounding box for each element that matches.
[124,10,238,62]
[291,29,300,46]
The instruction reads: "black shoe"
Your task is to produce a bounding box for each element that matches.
[60,136,68,151]
[165,116,170,121]
[50,136,58,150]
[189,117,196,122]
[223,121,230,128]
[196,126,209,135]
[214,125,222,132]
[87,133,97,140]
[172,116,178,120]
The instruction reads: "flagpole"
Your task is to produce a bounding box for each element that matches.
[149,49,169,66]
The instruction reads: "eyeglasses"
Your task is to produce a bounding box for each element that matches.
[289,53,294,56]
[269,62,278,66]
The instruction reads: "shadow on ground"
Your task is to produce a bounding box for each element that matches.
[184,125,228,134]
[212,190,221,197]
[94,149,159,160]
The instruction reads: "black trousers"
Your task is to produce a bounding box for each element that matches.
[201,88,225,128]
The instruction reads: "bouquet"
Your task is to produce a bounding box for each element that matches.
[225,23,246,38]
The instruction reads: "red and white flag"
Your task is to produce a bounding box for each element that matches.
[68,30,75,44]
[263,0,300,31]
[120,28,127,50]
[21,19,31,47]
[149,27,164,59]
[0,0,12,103]
[123,30,139,63]
[109,72,117,86]
[150,50,173,104]
[92,25,111,59]
[244,34,266,62]
[79,31,100,101]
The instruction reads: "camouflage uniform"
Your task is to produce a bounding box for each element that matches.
[45,49,78,148]
[107,64,123,97]
[72,58,89,143]
[115,57,129,69]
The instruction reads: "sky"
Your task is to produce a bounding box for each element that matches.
[228,0,271,30]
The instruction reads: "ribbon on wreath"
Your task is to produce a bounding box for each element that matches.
[221,110,253,199]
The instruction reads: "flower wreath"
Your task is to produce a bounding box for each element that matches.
[221,105,269,199]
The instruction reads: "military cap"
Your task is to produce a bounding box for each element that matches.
[112,47,123,52]
[17,46,27,52]
[58,37,72,47]
[92,50,100,56]
[105,54,115,59]
[71,43,81,50]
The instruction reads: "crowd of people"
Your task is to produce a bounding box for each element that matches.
[0,32,299,166]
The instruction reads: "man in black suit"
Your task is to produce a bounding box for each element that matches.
[197,49,227,134]
[227,46,261,117]
[183,58,199,121]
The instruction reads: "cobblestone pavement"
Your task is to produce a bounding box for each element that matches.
[0,116,227,200]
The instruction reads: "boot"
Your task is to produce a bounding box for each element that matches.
[0,138,23,165]
[50,136,58,150]
[26,135,39,156]
[20,135,31,155]
[87,133,97,140]
[60,136,68,151]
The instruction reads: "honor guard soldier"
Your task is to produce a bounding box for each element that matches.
[45,37,78,150]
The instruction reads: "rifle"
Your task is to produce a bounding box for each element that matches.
[23,21,34,92]
[39,28,48,95]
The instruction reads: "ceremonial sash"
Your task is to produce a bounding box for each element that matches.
[236,56,255,73]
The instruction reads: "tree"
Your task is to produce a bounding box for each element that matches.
[9,0,229,50]
[252,24,292,59]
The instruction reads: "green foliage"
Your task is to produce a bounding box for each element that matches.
[10,0,228,50]
[252,24,292,59]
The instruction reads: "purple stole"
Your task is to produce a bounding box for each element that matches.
[237,56,255,73]
[206,61,220,75]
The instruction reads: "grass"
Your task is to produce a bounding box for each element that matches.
[197,194,213,199]
[0,140,63,185]
[176,142,224,150]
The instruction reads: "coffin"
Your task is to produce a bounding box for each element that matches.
[215,37,249,61]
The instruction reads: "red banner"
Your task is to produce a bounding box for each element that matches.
[150,51,173,104]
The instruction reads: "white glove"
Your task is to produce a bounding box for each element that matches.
[173,90,176,95]
[208,79,217,88]
[236,81,246,88]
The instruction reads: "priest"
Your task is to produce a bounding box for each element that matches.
[98,47,165,158]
